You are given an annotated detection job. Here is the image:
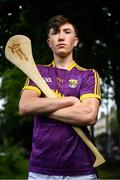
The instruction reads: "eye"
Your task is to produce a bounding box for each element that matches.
[64,29,72,34]
[51,30,58,35]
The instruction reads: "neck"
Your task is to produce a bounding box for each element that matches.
[54,54,74,69]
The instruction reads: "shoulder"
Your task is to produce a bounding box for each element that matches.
[74,63,100,77]
[36,63,52,68]
[36,63,53,71]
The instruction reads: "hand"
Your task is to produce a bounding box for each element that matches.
[62,96,80,105]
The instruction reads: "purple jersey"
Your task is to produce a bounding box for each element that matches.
[22,61,101,176]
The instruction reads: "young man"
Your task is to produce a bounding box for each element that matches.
[19,15,101,180]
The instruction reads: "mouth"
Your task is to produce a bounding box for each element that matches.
[57,43,66,47]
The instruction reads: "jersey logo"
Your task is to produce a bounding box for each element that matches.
[68,79,78,88]
[43,77,52,82]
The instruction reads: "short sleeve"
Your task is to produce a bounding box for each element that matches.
[21,77,41,96]
[80,69,101,101]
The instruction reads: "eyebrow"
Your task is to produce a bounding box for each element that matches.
[56,27,74,33]
[63,28,72,31]
[49,26,74,35]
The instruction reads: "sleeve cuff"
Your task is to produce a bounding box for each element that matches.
[80,93,101,101]
[22,86,41,96]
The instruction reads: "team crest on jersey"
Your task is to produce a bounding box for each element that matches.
[68,79,78,88]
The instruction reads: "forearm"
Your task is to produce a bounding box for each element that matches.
[19,90,79,115]
[48,102,98,126]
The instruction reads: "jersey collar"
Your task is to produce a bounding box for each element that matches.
[51,60,76,71]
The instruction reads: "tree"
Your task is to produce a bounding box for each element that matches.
[0,68,33,150]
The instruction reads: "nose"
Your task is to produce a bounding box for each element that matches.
[58,31,65,41]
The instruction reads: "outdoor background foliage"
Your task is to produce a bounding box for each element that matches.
[0,0,120,178]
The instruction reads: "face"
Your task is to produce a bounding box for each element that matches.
[47,23,79,58]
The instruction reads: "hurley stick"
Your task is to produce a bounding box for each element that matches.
[5,35,106,167]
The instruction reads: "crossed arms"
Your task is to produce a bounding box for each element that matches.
[19,89,100,126]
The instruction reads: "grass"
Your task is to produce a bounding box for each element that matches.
[0,157,120,179]
[97,160,120,179]
[0,152,28,179]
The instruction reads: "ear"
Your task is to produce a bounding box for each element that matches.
[74,37,79,47]
[47,38,51,48]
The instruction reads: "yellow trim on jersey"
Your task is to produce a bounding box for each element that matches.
[51,61,56,67]
[80,93,101,101]
[22,86,41,95]
[94,70,97,94]
[38,63,52,67]
[93,70,101,97]
[51,60,77,70]
[67,61,76,71]
[52,89,64,98]
[75,64,87,71]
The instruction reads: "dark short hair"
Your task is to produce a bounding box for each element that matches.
[47,15,78,36]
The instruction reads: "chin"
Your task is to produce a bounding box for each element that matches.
[58,54,67,58]
[57,51,69,57]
